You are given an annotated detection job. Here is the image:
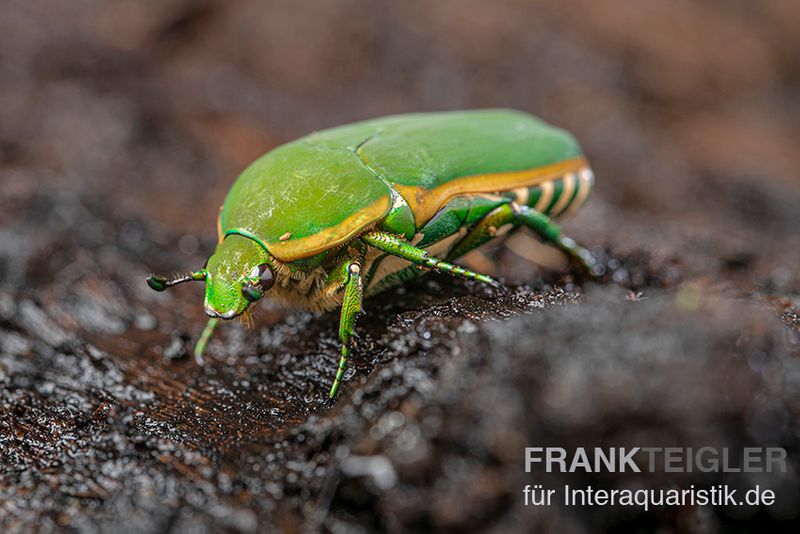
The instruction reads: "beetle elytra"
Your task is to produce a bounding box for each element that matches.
[147,109,597,398]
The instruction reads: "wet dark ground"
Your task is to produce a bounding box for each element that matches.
[2,1,800,532]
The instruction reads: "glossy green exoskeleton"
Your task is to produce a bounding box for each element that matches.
[147,110,597,398]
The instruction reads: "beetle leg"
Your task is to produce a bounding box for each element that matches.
[193,317,219,364]
[513,204,598,278]
[328,259,364,399]
[445,202,518,261]
[361,231,502,288]
[448,202,597,278]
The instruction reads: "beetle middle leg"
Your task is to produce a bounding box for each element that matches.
[361,231,502,288]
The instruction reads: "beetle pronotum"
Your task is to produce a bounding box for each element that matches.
[147,110,597,398]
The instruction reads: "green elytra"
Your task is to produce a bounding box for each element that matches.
[147,109,597,399]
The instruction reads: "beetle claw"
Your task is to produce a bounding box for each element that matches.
[571,255,601,283]
[489,279,510,294]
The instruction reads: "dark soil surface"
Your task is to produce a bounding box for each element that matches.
[1,1,799,532]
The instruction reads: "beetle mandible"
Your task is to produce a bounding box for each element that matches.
[147,109,597,398]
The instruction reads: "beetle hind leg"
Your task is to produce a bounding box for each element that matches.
[447,202,597,279]
[514,205,597,278]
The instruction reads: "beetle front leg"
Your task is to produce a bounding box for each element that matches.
[328,259,364,399]
[193,317,219,364]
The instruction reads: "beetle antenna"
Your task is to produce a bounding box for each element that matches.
[147,270,206,292]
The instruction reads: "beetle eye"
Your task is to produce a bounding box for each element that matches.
[242,284,263,303]
[249,263,275,292]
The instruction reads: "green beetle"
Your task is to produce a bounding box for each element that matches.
[147,109,596,398]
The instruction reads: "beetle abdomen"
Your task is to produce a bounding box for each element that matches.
[514,166,594,219]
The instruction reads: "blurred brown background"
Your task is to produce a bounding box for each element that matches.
[2,1,800,532]
[3,0,799,250]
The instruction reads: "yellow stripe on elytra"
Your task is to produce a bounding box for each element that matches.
[394,156,588,226]
[563,167,594,218]
[273,195,390,260]
[534,181,555,212]
[550,172,577,217]
[228,195,391,262]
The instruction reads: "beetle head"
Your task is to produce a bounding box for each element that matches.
[146,234,277,321]
[202,235,276,320]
